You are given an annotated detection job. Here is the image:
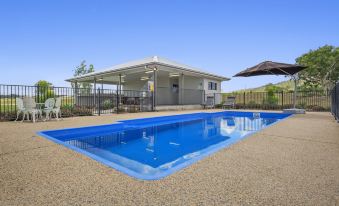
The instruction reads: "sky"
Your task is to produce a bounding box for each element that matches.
[0,0,338,92]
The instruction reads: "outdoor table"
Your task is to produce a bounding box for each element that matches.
[35,103,45,121]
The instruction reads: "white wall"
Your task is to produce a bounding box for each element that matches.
[156,75,178,105]
[181,75,203,90]
[203,78,222,104]
[123,74,222,105]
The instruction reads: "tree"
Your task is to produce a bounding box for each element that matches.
[35,80,54,103]
[73,60,95,89]
[296,45,339,90]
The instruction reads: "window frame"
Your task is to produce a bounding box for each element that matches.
[208,82,217,91]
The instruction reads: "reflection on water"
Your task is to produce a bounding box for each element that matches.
[66,116,278,169]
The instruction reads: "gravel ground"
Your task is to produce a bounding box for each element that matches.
[0,110,339,206]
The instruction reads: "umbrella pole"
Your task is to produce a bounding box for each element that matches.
[293,75,297,108]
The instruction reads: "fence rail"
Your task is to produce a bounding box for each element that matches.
[331,82,339,122]
[0,84,153,121]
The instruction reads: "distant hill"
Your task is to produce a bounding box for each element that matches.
[229,80,300,93]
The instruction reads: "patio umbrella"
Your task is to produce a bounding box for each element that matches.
[233,61,307,109]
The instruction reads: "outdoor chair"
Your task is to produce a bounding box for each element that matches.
[52,97,62,120]
[222,96,236,109]
[202,97,215,109]
[43,98,55,120]
[22,97,42,123]
[15,97,26,122]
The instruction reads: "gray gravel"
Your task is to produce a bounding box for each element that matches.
[0,110,339,205]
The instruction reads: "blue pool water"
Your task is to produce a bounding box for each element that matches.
[38,111,291,180]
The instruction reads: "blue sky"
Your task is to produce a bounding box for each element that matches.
[0,0,338,91]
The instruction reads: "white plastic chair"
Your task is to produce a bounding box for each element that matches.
[52,97,62,120]
[43,98,55,120]
[23,97,42,123]
[15,97,26,122]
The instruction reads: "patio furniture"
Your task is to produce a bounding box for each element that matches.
[22,97,42,123]
[52,97,62,120]
[15,97,27,122]
[43,98,55,120]
[202,97,215,109]
[222,96,236,109]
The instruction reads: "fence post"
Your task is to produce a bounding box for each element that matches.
[37,85,40,103]
[281,91,284,109]
[98,89,101,116]
[0,85,2,120]
[243,92,246,108]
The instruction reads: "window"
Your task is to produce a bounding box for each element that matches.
[208,82,217,90]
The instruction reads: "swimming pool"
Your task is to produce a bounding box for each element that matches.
[38,111,291,180]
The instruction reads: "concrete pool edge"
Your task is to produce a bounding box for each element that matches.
[37,111,293,181]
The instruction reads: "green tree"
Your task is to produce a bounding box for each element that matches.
[73,60,95,94]
[73,60,95,89]
[296,45,339,90]
[35,80,55,103]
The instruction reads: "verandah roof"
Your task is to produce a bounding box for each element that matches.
[65,56,230,84]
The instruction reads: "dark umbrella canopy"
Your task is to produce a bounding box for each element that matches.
[233,60,307,109]
[233,61,306,77]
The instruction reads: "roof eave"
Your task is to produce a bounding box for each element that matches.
[65,58,230,82]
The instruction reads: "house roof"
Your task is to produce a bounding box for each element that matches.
[66,56,230,83]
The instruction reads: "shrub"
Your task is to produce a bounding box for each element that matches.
[60,105,93,117]
[102,99,113,110]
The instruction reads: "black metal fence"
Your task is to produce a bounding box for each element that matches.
[0,84,153,121]
[0,83,334,121]
[221,90,331,111]
[331,82,339,122]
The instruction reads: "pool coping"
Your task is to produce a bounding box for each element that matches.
[37,111,293,181]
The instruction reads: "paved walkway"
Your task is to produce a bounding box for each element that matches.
[0,110,338,205]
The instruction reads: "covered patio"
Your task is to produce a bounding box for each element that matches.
[66,56,229,111]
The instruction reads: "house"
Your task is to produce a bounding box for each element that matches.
[66,56,229,110]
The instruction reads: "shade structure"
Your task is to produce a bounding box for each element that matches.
[233,61,306,77]
[233,61,307,110]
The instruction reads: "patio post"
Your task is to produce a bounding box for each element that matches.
[119,74,122,105]
[292,75,297,108]
[153,68,157,110]
[101,79,103,113]
[116,88,119,114]
[179,73,184,105]
[93,78,96,111]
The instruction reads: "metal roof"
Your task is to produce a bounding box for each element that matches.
[66,56,230,82]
